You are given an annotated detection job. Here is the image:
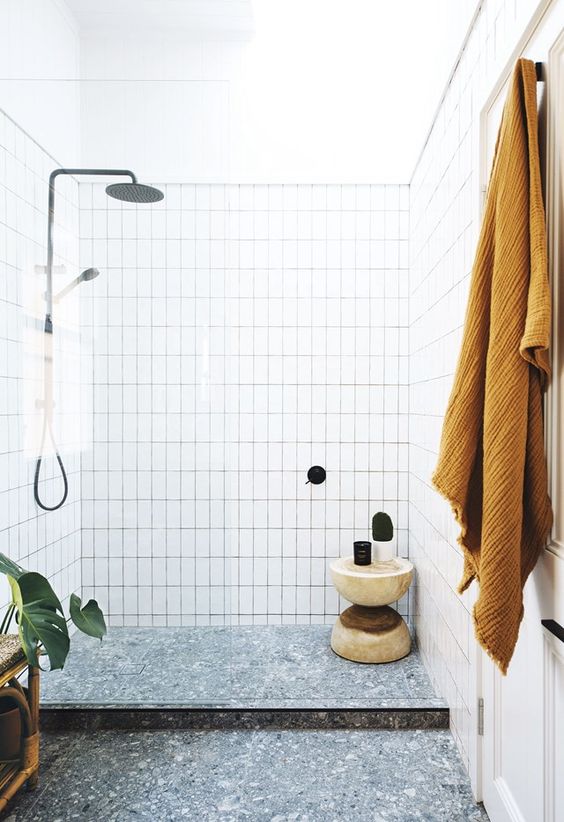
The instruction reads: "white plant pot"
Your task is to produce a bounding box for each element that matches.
[373,541,395,562]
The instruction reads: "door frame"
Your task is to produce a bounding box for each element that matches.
[543,25,564,822]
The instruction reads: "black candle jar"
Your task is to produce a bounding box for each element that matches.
[353,541,372,566]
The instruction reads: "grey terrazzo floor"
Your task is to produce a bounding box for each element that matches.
[6,729,488,821]
[40,626,445,709]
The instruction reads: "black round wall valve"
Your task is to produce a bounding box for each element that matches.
[306,466,326,485]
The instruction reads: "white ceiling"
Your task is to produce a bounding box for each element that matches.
[65,0,255,35]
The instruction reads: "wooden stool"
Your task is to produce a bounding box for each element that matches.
[330,556,413,663]
[0,636,40,813]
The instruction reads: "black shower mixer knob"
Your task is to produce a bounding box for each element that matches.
[306,466,326,485]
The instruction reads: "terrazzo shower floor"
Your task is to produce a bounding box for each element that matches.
[7,728,488,821]
[40,626,445,710]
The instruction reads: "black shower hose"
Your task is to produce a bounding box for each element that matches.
[33,415,68,511]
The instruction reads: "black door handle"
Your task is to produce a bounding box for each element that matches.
[541,619,564,643]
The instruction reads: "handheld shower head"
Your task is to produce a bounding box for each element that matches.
[53,268,100,302]
[106,182,164,203]
[79,267,100,282]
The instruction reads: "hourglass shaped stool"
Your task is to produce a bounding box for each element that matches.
[330,556,413,663]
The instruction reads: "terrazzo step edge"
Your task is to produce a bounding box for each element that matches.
[40,707,449,731]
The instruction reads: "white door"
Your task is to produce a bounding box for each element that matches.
[481,7,564,822]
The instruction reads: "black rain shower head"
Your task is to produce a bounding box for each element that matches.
[106,182,164,203]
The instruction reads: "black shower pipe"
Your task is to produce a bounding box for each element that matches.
[35,168,137,512]
[45,168,137,331]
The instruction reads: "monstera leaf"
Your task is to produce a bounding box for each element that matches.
[7,571,70,670]
[0,552,106,671]
[70,593,106,639]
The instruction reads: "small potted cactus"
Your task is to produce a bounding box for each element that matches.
[372,511,395,561]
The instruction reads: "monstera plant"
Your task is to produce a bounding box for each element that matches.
[0,552,106,671]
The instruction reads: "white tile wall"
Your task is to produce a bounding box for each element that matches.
[80,182,409,626]
[409,0,543,780]
[225,184,409,624]
[0,108,82,613]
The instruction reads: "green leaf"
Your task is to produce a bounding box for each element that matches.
[8,572,70,671]
[0,552,26,580]
[70,593,107,640]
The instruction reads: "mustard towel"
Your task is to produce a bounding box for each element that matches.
[432,59,552,675]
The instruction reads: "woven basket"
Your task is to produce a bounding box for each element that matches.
[0,635,25,677]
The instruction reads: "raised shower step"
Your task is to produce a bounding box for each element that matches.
[40,706,448,732]
[39,625,447,731]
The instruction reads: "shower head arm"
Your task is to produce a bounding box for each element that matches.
[52,275,81,304]
[45,168,138,327]
[52,268,100,303]
[48,168,138,187]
